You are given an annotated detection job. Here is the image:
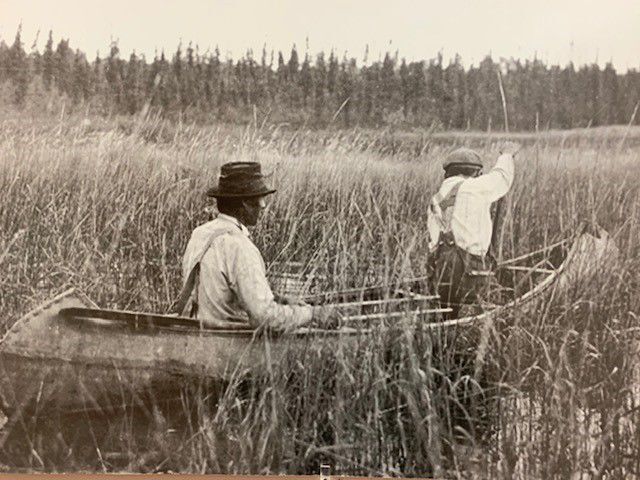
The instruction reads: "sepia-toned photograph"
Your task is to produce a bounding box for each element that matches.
[0,0,638,477]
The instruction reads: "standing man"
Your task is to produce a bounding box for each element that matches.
[427,142,521,314]
[175,161,337,331]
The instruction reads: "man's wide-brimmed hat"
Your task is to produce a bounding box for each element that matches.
[443,148,483,170]
[206,162,276,198]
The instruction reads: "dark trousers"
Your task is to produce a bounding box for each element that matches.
[430,239,500,318]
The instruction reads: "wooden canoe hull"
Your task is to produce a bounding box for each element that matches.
[0,230,617,415]
[0,292,356,414]
[433,228,618,329]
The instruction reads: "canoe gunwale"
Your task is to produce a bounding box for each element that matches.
[0,229,616,416]
[0,229,611,347]
[428,265,559,329]
[59,312,256,337]
[1,288,96,344]
[428,230,613,329]
[44,231,573,336]
[35,231,601,337]
[57,310,367,337]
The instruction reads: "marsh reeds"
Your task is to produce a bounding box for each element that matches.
[0,109,638,477]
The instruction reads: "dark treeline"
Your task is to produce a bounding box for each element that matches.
[1,27,639,130]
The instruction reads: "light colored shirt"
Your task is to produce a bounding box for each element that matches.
[182,213,313,330]
[427,153,514,257]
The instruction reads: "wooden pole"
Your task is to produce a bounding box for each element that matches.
[491,67,510,262]
[497,68,509,133]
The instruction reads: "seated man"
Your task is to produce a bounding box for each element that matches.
[427,142,521,315]
[175,161,336,331]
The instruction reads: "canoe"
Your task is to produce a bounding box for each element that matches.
[0,293,367,419]
[434,226,619,378]
[434,225,618,329]
[0,227,617,421]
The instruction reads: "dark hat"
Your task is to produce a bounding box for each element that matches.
[443,148,483,170]
[206,162,276,198]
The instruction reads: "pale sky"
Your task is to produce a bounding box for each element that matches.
[1,0,639,71]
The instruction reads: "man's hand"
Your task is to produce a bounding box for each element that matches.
[311,305,344,329]
[274,294,308,306]
[284,296,307,306]
[499,141,521,157]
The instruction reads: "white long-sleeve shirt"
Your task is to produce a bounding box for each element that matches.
[427,154,515,257]
[182,214,313,330]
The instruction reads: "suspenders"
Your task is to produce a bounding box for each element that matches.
[431,180,464,245]
[431,180,493,275]
[168,228,234,316]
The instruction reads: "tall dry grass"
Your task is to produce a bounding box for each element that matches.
[0,109,639,477]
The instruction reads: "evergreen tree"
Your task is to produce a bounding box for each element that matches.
[8,25,29,105]
[300,53,312,107]
[105,41,123,109]
[208,47,222,110]
[183,42,197,108]
[171,42,184,109]
[475,55,501,130]
[92,52,109,111]
[0,41,9,82]
[71,49,91,103]
[288,45,299,80]
[444,55,467,129]
[277,51,287,83]
[337,57,357,127]
[314,52,328,122]
[0,33,637,128]
[529,58,548,130]
[558,62,577,128]
[42,31,55,90]
[327,50,338,95]
[156,50,172,111]
[408,61,426,123]
[426,53,446,125]
[29,30,42,78]
[620,69,640,123]
[123,51,141,113]
[399,58,409,120]
[380,52,397,118]
[600,62,620,124]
